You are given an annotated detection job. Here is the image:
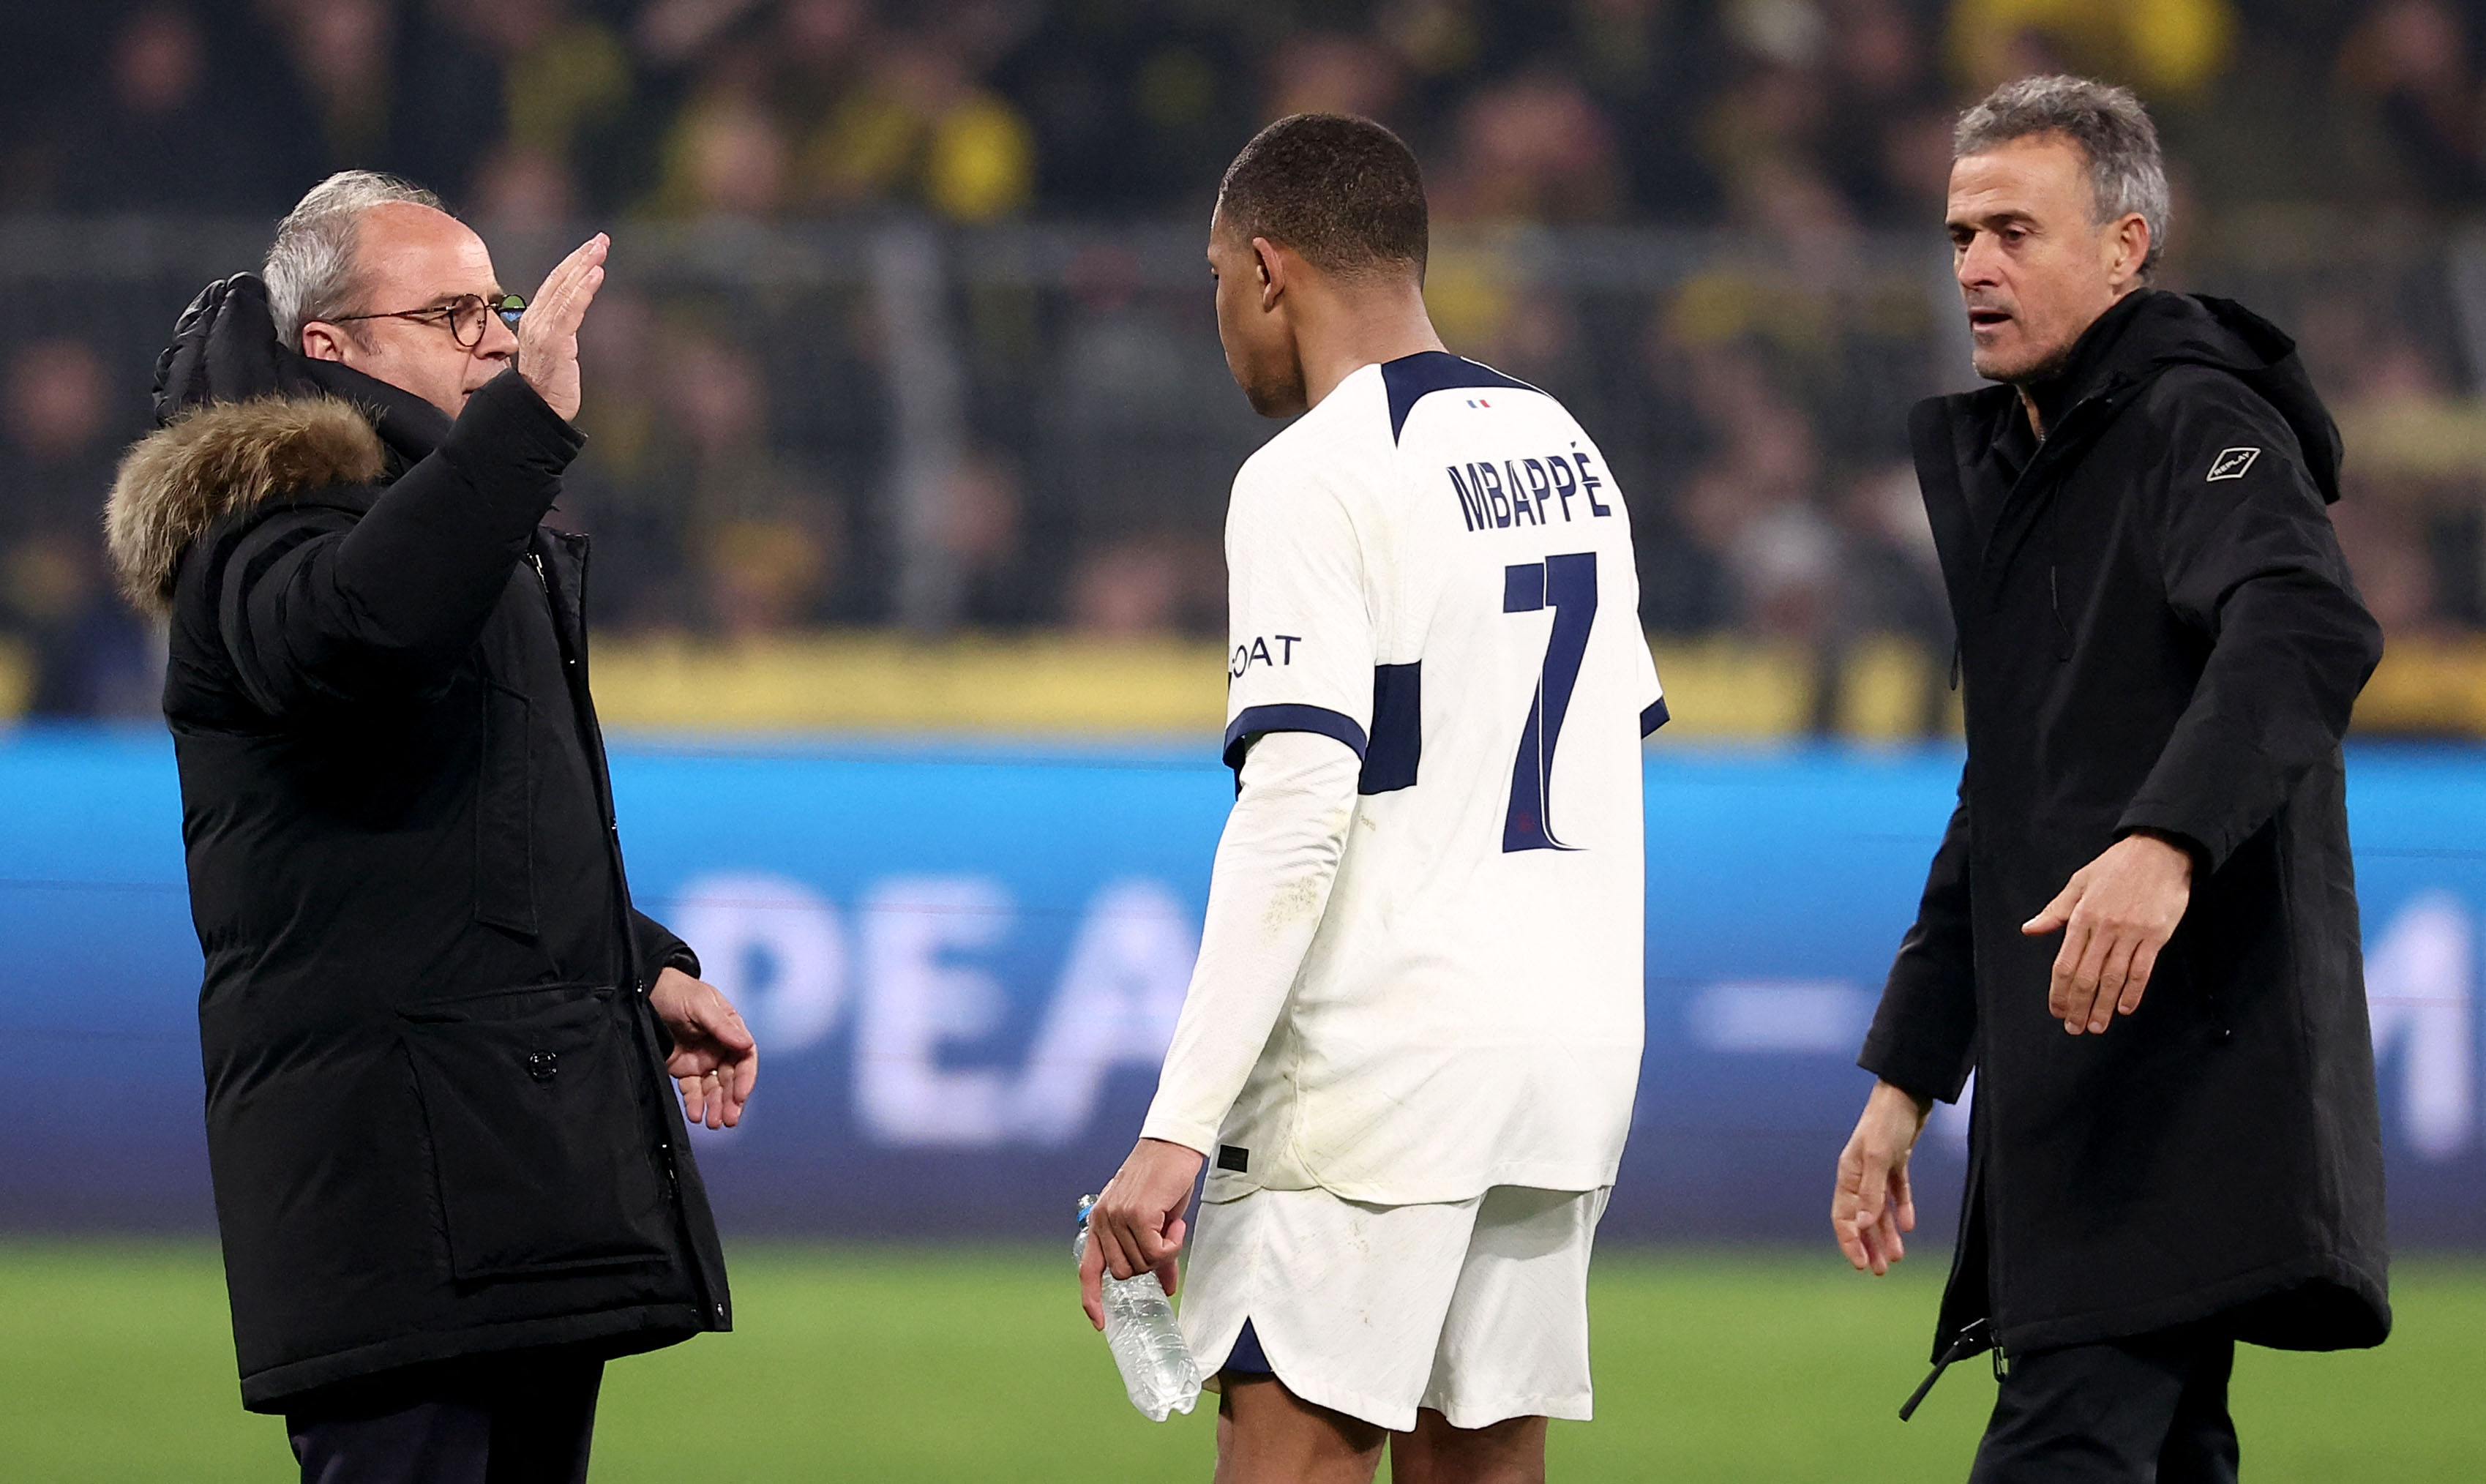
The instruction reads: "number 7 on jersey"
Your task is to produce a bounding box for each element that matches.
[1503,552,1597,852]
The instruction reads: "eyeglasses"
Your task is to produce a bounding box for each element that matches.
[326,293,527,348]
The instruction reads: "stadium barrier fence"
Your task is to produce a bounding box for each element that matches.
[11,215,2486,734]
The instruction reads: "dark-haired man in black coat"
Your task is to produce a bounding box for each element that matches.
[1829,80,2388,1483]
[105,173,756,1484]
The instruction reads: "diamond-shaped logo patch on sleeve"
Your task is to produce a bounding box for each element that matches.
[2207,447,2262,481]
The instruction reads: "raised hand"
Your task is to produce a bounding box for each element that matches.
[2022,831,2193,1035]
[517,233,607,421]
[648,965,757,1130]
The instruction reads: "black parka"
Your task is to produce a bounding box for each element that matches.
[1860,289,2391,1365]
[106,277,730,1412]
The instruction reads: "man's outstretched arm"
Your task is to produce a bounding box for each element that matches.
[212,236,607,714]
[2026,372,2378,1035]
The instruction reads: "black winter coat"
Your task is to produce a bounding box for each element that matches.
[1860,290,2391,1365]
[106,277,730,1412]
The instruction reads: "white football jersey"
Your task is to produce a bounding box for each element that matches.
[1199,352,1662,1206]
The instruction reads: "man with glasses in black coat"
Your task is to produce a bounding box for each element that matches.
[105,170,757,1484]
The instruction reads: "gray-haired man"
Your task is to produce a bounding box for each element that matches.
[108,172,755,1483]
[1829,78,2389,1482]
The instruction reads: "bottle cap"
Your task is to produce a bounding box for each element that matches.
[1076,1193,1099,1229]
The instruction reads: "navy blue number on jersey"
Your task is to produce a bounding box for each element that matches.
[1502,552,1597,852]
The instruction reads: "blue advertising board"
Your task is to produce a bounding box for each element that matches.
[4,729,2480,1245]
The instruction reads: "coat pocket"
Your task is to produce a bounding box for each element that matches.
[475,678,537,934]
[398,986,673,1281]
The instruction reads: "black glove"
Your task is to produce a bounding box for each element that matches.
[151,274,320,426]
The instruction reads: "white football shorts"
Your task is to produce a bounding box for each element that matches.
[1176,1183,1611,1432]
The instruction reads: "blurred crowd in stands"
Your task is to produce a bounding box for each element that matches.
[5,0,2486,727]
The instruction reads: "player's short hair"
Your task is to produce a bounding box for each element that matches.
[264,170,447,342]
[1953,75,2170,277]
[1216,113,1428,281]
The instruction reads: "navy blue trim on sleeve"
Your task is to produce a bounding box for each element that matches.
[1381,351,1540,443]
[1641,697,1670,735]
[1359,662,1421,794]
[1223,703,1370,775]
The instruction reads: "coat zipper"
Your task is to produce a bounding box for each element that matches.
[1984,388,2124,655]
[1899,1316,1994,1420]
[531,550,584,681]
[537,536,723,1324]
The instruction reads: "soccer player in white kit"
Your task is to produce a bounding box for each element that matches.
[1079,113,1663,1484]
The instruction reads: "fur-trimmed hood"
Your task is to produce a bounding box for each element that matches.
[106,396,386,618]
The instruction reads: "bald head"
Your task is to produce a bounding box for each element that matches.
[265,170,447,342]
[348,202,500,322]
[289,188,518,417]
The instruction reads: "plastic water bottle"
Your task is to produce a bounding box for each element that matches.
[1075,1193,1202,1421]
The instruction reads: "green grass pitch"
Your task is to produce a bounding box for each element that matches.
[3,1241,2477,1480]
